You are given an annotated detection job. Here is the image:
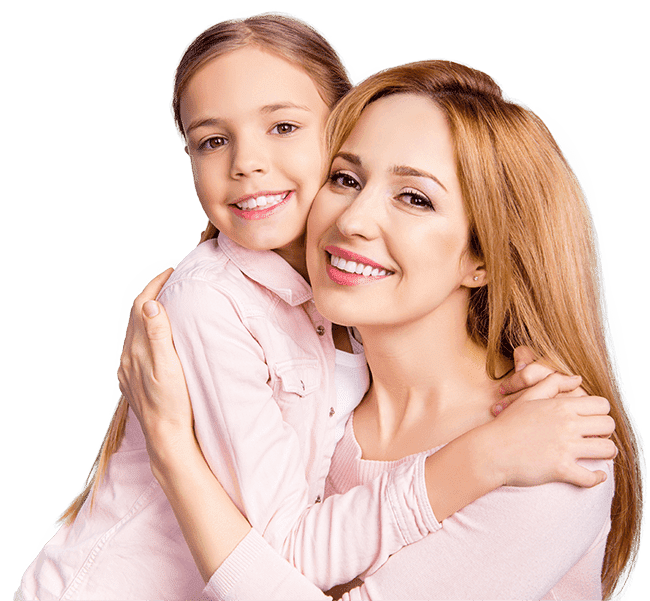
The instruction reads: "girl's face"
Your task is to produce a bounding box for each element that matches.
[306,93,483,329]
[180,46,330,257]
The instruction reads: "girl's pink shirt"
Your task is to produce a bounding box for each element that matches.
[205,416,615,600]
[19,235,436,600]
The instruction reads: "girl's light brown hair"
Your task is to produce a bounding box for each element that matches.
[60,14,351,526]
[325,60,641,598]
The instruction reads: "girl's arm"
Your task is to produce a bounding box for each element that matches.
[123,269,439,590]
[121,275,615,594]
[203,457,614,600]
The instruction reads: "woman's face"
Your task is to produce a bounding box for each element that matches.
[180,46,330,255]
[306,93,483,329]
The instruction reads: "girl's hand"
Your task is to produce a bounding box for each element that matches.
[485,372,617,489]
[117,269,196,469]
[493,346,586,415]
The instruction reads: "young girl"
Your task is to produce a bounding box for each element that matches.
[18,16,619,601]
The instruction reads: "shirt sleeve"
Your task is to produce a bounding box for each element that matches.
[159,277,437,591]
[202,459,614,600]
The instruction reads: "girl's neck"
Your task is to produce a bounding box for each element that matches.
[354,298,511,460]
[273,235,309,282]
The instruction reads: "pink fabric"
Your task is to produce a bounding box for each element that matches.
[206,416,614,600]
[19,236,436,600]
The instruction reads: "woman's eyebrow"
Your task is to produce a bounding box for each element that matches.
[334,152,363,167]
[391,165,447,192]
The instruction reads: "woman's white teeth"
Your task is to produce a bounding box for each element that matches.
[236,193,286,210]
[330,254,387,277]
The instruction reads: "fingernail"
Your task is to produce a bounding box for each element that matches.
[143,300,159,318]
[601,473,607,483]
[515,362,527,372]
[494,404,503,415]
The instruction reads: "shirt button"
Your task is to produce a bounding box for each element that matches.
[329,407,335,417]
[316,325,325,336]
[315,495,322,503]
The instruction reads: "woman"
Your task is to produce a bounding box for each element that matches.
[120,60,642,599]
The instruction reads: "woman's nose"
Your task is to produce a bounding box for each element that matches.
[230,136,268,178]
[336,189,382,240]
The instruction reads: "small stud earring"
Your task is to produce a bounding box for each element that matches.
[473,275,479,281]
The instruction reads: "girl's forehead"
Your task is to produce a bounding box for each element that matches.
[180,46,328,125]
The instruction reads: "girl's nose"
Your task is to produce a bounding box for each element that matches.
[230,136,269,178]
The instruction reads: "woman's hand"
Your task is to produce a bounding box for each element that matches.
[485,372,617,489]
[117,269,196,470]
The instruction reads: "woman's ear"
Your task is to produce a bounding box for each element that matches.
[463,265,488,288]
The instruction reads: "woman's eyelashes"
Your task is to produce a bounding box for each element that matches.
[329,170,434,211]
[398,189,434,211]
[329,170,361,190]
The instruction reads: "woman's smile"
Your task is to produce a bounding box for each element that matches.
[307,93,483,329]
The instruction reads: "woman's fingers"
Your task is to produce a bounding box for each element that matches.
[140,301,182,383]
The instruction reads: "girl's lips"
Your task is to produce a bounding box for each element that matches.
[229,191,293,220]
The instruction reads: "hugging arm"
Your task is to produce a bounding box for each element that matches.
[121,272,616,597]
[122,273,437,590]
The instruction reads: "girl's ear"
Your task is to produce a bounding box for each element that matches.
[184,145,190,155]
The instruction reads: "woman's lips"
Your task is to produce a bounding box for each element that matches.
[229,191,292,220]
[324,245,393,286]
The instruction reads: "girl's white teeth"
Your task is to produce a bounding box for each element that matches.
[236,193,286,210]
[329,254,388,277]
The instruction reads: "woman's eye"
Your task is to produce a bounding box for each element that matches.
[329,171,360,190]
[271,122,298,135]
[399,190,434,210]
[199,136,227,150]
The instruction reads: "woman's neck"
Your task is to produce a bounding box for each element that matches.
[354,298,511,460]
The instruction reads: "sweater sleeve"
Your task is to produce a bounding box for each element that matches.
[202,459,614,600]
[159,277,438,591]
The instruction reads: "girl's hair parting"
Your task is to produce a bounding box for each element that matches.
[60,13,351,526]
[325,60,642,598]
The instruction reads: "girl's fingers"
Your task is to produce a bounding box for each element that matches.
[563,464,608,488]
[572,395,611,416]
[516,372,583,402]
[499,361,555,395]
[512,346,537,372]
[578,414,615,438]
[578,437,618,460]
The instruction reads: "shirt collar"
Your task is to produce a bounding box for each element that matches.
[218,233,313,306]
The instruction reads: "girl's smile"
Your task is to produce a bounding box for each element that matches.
[180,46,330,273]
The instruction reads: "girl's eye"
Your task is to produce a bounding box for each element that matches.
[271,122,298,135]
[399,190,434,210]
[199,136,227,150]
[329,171,361,190]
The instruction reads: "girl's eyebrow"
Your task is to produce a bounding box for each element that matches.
[260,102,313,114]
[186,103,313,135]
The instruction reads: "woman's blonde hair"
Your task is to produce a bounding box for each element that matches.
[325,60,642,598]
[60,14,351,526]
